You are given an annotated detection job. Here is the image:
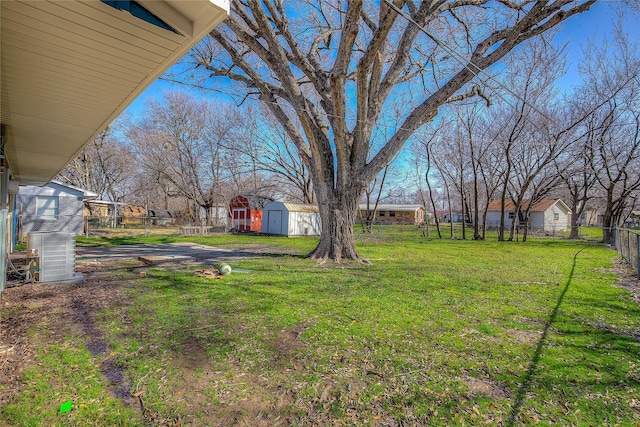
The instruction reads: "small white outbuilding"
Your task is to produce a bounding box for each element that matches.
[262,202,321,236]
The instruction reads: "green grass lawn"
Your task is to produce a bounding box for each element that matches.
[4,234,639,426]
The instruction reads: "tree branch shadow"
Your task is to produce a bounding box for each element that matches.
[506,248,584,427]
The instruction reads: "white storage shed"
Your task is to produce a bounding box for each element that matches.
[262,202,321,237]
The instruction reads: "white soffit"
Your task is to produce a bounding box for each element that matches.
[1,0,229,184]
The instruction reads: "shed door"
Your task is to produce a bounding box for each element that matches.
[267,210,283,234]
[233,208,248,230]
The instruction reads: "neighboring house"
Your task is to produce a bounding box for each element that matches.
[358,204,426,225]
[15,181,98,238]
[228,195,274,232]
[85,201,147,226]
[442,211,467,223]
[580,208,604,227]
[486,199,570,232]
[196,205,228,227]
[262,202,321,236]
[84,200,127,227]
[0,0,229,291]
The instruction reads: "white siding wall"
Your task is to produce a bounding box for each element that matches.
[486,211,517,229]
[262,202,321,236]
[17,183,84,235]
[289,212,321,236]
[486,202,569,232]
[542,205,569,232]
[530,212,545,229]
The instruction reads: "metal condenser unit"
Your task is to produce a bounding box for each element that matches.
[27,232,76,283]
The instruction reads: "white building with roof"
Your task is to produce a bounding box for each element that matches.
[262,202,321,236]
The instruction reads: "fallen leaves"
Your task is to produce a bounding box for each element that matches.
[194,269,224,280]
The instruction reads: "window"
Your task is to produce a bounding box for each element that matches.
[36,196,59,219]
[554,212,559,221]
[508,212,515,219]
[379,211,386,217]
[389,211,396,217]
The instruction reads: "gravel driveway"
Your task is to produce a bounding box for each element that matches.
[76,242,274,264]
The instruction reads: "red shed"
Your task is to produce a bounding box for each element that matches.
[228,195,274,232]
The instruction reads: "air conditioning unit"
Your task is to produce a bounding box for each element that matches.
[27,232,78,283]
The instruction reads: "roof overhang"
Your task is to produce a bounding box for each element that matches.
[1,0,229,185]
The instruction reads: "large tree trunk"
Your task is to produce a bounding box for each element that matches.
[568,209,581,239]
[310,187,363,262]
[204,204,213,226]
[508,205,520,242]
[602,208,615,245]
[194,1,596,261]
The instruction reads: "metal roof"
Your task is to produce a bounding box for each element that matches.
[1,0,229,184]
[279,202,319,213]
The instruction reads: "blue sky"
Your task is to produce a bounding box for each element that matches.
[552,1,636,90]
[122,2,637,119]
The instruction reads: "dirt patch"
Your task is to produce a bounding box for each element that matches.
[0,260,139,412]
[271,323,308,357]
[173,340,211,370]
[215,393,295,427]
[460,375,510,399]
[613,260,640,305]
[2,256,302,425]
[507,329,543,345]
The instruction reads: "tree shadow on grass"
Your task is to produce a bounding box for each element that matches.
[506,248,584,427]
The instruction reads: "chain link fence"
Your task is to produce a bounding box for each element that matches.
[83,214,228,237]
[613,228,640,279]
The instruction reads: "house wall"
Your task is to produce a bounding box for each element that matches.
[359,209,423,225]
[229,196,251,230]
[249,209,263,232]
[16,184,84,236]
[486,203,569,232]
[288,211,321,236]
[583,210,603,227]
[542,206,569,232]
[530,211,545,229]
[485,211,508,229]
[264,208,285,235]
[229,195,273,232]
[263,202,321,236]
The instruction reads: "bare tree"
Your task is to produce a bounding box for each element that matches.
[482,40,568,241]
[553,106,599,239]
[474,123,504,240]
[447,103,495,240]
[411,131,444,238]
[428,120,472,238]
[577,23,640,243]
[589,103,640,243]
[233,106,315,203]
[360,163,390,233]
[57,124,131,202]
[129,91,239,225]
[189,0,595,261]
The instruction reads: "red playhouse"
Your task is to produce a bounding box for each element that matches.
[228,195,274,232]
